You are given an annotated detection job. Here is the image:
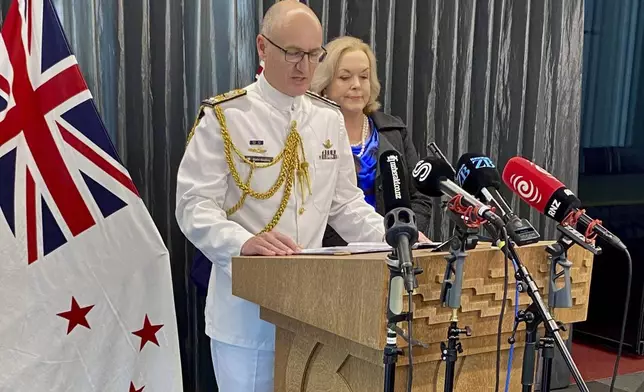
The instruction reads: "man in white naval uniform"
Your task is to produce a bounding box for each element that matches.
[175,2,386,391]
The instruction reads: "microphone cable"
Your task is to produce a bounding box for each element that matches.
[504,255,520,392]
[495,227,511,392]
[609,247,633,392]
[407,291,413,392]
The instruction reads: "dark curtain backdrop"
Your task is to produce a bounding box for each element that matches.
[0,0,584,390]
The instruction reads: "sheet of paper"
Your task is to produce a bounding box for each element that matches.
[351,241,442,248]
[298,241,442,255]
[298,244,391,255]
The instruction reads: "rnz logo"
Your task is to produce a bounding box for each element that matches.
[548,188,574,218]
[548,199,561,218]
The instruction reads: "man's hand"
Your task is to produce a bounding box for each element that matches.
[418,232,431,243]
[240,231,301,256]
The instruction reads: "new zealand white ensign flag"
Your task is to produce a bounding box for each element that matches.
[0,0,183,390]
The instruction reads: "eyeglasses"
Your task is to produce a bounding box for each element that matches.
[261,34,327,64]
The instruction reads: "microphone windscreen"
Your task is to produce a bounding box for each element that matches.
[411,157,454,197]
[502,156,580,222]
[455,153,502,197]
[379,150,412,212]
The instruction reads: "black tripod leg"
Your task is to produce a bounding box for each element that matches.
[521,308,539,392]
[539,335,555,392]
[442,323,457,392]
[522,330,538,392]
[383,261,403,392]
[541,358,553,392]
[444,351,455,392]
[383,329,399,392]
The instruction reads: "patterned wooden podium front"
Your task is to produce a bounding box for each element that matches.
[233,241,594,392]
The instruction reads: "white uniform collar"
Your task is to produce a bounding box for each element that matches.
[257,72,304,112]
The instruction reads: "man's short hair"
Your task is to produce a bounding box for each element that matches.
[260,0,316,37]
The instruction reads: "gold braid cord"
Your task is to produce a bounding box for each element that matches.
[214,105,312,234]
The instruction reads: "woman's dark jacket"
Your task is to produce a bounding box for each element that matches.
[322,111,433,247]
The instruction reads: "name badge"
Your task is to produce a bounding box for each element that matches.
[319,149,338,160]
[245,155,274,163]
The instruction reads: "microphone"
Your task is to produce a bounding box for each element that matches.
[455,153,540,246]
[411,157,505,230]
[502,156,626,251]
[379,150,418,292]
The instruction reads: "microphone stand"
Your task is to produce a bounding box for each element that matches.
[383,208,428,392]
[383,249,428,392]
[514,225,601,392]
[383,250,407,392]
[540,234,575,392]
[506,225,595,392]
[440,210,477,392]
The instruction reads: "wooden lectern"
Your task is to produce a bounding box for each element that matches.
[232,241,593,391]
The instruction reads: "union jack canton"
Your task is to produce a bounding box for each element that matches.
[0,0,138,263]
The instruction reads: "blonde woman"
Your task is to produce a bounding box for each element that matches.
[311,36,432,245]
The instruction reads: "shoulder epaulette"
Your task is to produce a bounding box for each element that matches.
[202,88,247,108]
[186,89,246,147]
[306,90,341,108]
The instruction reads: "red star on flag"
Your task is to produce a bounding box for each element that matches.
[129,382,145,392]
[56,297,94,334]
[132,314,164,351]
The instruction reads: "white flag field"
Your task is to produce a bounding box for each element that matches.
[0,0,183,390]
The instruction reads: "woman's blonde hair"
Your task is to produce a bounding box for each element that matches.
[311,36,381,114]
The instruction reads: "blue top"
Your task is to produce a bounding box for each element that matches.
[351,117,379,208]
